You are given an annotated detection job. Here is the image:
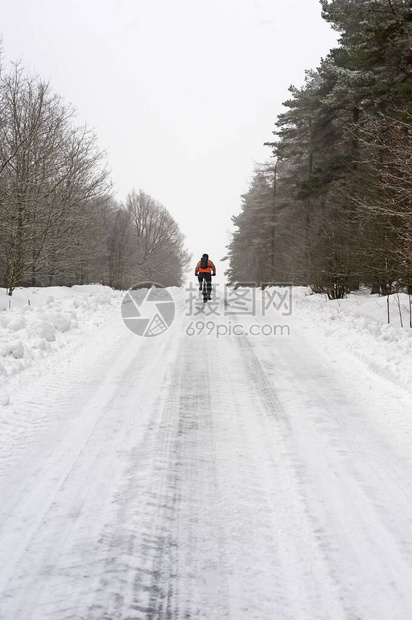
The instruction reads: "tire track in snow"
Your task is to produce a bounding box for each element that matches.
[41,329,183,620]
[118,334,231,620]
[57,311,230,620]
[0,323,178,620]
[219,333,347,619]
[236,328,412,620]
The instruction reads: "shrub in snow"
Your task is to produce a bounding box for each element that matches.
[5,316,26,332]
[1,315,16,328]
[34,321,56,342]
[44,313,70,332]
[2,341,24,359]
[31,336,50,351]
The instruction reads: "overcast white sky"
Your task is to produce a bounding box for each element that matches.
[2,0,338,280]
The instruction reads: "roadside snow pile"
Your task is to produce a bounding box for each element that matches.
[0,285,122,386]
[294,287,412,392]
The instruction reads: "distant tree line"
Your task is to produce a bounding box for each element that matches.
[0,50,190,294]
[104,189,191,290]
[226,0,412,298]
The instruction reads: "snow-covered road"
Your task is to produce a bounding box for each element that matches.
[1,287,412,619]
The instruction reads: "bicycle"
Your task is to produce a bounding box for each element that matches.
[198,275,213,303]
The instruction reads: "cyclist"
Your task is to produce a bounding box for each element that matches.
[195,253,216,301]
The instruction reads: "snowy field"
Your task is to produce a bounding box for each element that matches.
[0,284,412,619]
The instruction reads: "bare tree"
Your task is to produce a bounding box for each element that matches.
[126,189,190,286]
[0,62,111,293]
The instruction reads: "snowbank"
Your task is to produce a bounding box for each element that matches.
[294,288,412,392]
[0,285,122,394]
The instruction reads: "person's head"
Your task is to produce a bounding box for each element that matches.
[202,253,209,259]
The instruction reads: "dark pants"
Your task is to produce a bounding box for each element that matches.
[198,273,212,298]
